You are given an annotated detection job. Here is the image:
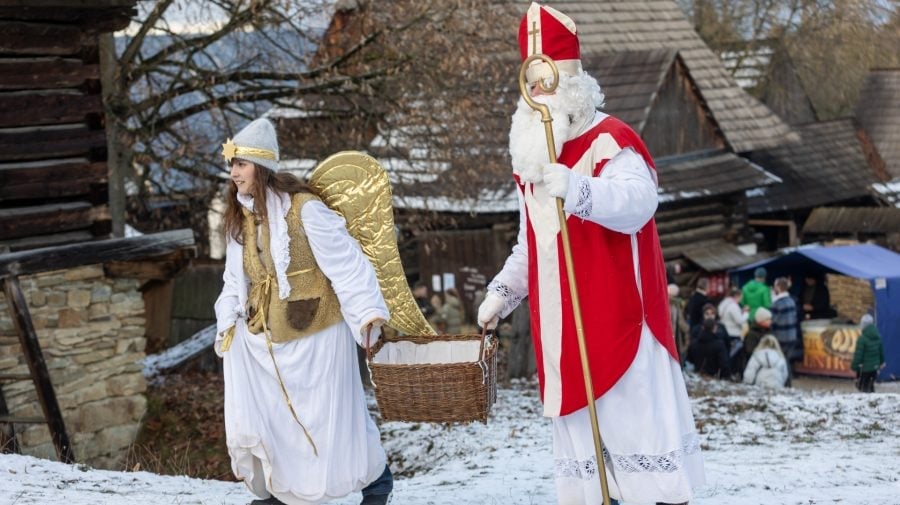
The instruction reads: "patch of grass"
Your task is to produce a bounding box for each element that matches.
[125,371,234,481]
[865,421,885,432]
[840,432,872,440]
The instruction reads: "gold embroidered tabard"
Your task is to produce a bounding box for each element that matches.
[242,192,342,343]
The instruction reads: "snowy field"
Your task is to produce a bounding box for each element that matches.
[1,375,898,505]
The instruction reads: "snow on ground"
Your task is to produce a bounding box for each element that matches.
[2,375,898,505]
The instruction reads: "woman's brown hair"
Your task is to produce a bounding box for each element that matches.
[222,162,311,244]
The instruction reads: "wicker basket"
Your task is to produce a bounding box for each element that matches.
[365,330,497,423]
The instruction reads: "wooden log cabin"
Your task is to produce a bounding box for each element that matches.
[745,118,888,250]
[0,0,135,251]
[0,2,207,467]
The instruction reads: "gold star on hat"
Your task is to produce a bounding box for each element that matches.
[222,138,237,162]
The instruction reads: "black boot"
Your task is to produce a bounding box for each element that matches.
[249,496,287,505]
[360,465,393,505]
[360,495,390,505]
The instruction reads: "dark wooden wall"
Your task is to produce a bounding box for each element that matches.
[0,2,134,251]
[656,194,749,261]
[643,61,725,158]
[760,49,818,126]
[416,228,505,324]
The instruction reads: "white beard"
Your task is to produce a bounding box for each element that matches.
[508,94,572,183]
[508,75,600,183]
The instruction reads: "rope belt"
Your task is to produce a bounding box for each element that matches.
[221,268,319,456]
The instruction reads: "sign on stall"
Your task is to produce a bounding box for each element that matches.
[795,320,860,378]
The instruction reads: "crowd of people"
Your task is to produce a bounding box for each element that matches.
[412,282,467,334]
[668,267,885,391]
[412,265,886,395]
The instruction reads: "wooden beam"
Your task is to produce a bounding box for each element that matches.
[0,57,99,90]
[0,158,107,201]
[656,201,725,220]
[0,123,106,161]
[0,202,101,240]
[656,214,725,236]
[2,276,75,463]
[0,382,20,454]
[659,223,726,248]
[0,0,136,7]
[104,248,195,281]
[0,229,195,277]
[0,230,93,252]
[0,5,136,33]
[0,21,82,56]
[0,91,102,127]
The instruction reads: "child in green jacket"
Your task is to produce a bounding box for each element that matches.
[851,314,886,393]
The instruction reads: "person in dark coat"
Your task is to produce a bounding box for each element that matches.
[684,277,711,332]
[852,314,886,393]
[668,284,690,366]
[743,307,773,357]
[687,303,731,379]
[801,275,832,320]
[769,277,799,384]
[412,281,436,319]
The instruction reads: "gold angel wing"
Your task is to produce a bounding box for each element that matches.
[308,151,436,336]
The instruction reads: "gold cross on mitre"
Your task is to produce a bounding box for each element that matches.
[529,21,540,56]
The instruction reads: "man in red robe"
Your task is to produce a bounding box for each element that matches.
[477,3,705,504]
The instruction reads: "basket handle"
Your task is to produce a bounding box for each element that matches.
[365,324,374,363]
[478,325,489,362]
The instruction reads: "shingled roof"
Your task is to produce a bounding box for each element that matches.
[746,119,879,215]
[803,207,900,235]
[855,69,900,178]
[656,149,777,203]
[583,49,678,133]
[548,0,797,153]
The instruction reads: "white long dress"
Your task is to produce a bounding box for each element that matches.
[490,139,705,504]
[214,200,389,505]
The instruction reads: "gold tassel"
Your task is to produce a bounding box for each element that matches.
[220,325,236,352]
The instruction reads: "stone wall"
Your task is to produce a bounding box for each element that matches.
[0,264,147,469]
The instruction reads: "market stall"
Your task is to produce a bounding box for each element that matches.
[731,244,900,380]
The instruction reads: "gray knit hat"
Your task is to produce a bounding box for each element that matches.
[221,118,279,171]
[860,313,874,328]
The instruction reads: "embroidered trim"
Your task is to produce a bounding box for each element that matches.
[487,280,526,315]
[555,432,701,479]
[270,190,292,300]
[573,176,592,219]
[555,455,598,480]
[236,190,292,300]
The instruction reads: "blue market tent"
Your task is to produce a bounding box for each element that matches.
[731,244,900,380]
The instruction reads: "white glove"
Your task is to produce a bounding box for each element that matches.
[477,292,505,330]
[516,161,544,184]
[542,163,571,198]
[362,317,386,343]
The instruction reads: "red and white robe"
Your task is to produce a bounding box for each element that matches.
[489,113,705,504]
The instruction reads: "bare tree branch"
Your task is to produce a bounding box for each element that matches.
[120,0,176,68]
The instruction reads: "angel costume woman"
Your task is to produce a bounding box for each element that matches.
[213,118,393,505]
